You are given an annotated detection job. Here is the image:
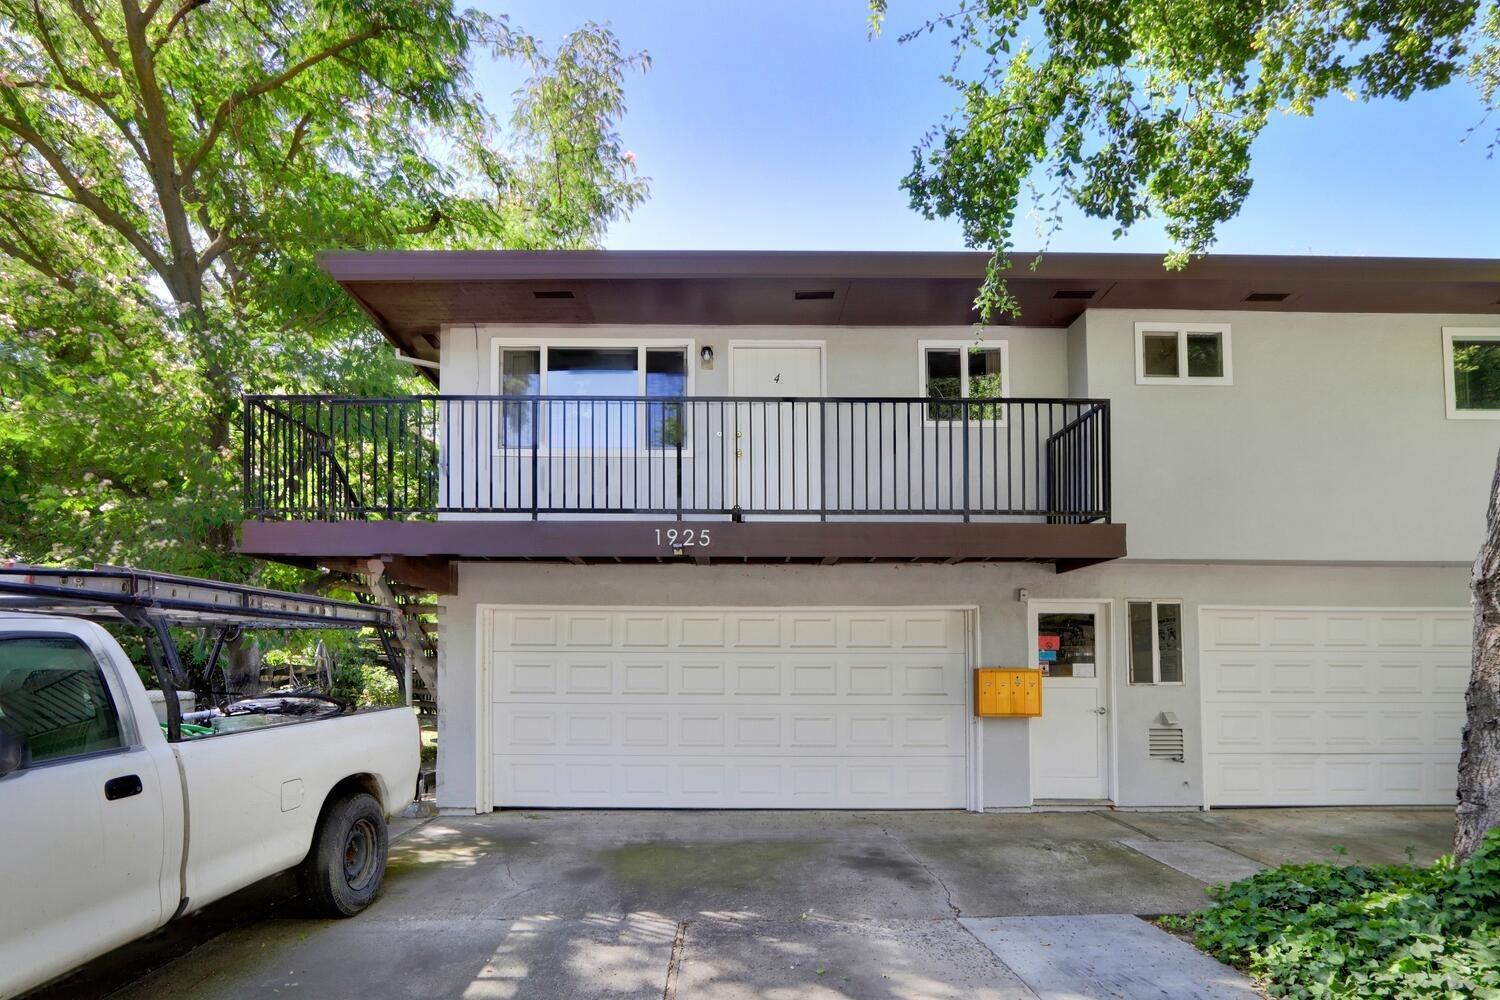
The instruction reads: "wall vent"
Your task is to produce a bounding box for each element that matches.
[1244,291,1290,302]
[1148,727,1186,762]
[1052,289,1096,300]
[793,289,836,301]
[533,289,575,300]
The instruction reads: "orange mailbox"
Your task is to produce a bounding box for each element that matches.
[974,667,1043,717]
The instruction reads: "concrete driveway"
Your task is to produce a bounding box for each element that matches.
[34,807,1453,1000]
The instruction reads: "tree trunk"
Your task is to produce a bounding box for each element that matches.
[223,633,263,700]
[1456,444,1500,859]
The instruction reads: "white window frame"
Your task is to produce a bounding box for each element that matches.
[1442,327,1500,420]
[1126,598,1185,686]
[1133,323,1233,386]
[916,339,1010,426]
[489,337,696,455]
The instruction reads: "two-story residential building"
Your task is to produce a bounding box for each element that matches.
[240,250,1500,815]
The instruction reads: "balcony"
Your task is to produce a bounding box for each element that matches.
[239,395,1125,575]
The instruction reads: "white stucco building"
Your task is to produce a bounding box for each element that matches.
[241,250,1500,814]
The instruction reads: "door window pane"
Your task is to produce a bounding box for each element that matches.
[1185,332,1224,378]
[500,349,541,447]
[1452,339,1500,410]
[646,349,688,448]
[1036,612,1096,679]
[925,348,962,420]
[1157,602,1183,683]
[1141,332,1179,377]
[0,636,124,765]
[1128,601,1154,684]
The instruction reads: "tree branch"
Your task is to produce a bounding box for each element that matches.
[64,0,126,75]
[180,26,384,182]
[0,109,169,276]
[152,0,213,50]
[29,0,154,166]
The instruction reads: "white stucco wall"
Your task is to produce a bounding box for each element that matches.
[1077,309,1500,563]
[438,322,1070,398]
[437,312,1500,562]
[436,560,1470,814]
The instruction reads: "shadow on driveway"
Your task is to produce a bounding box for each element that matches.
[26,807,1454,1000]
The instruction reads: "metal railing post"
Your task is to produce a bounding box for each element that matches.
[530,397,540,520]
[961,399,971,522]
[675,415,684,521]
[242,397,254,516]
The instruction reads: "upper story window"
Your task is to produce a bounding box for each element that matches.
[919,340,1009,422]
[1442,328,1500,420]
[494,340,692,449]
[1134,323,1232,385]
[1128,600,1184,685]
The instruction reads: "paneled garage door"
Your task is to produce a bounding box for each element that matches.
[1201,607,1470,806]
[485,607,970,808]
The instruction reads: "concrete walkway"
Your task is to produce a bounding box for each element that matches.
[32,807,1453,1000]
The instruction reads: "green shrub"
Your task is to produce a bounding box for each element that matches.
[1164,830,1500,998]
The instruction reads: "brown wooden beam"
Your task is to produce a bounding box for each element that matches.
[241,519,1126,567]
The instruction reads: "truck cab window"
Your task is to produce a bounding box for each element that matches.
[0,636,124,765]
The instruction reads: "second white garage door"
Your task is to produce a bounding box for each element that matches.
[484,607,970,808]
[1201,607,1470,806]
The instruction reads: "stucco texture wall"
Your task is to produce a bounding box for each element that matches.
[436,560,1468,814]
[1078,310,1500,563]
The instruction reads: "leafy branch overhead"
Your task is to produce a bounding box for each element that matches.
[871,0,1494,321]
[0,0,648,576]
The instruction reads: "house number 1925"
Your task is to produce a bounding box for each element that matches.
[655,528,710,548]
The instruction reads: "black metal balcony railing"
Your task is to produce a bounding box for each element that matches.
[243,395,1110,523]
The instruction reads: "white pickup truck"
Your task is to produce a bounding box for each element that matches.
[0,608,420,999]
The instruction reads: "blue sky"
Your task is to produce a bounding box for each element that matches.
[477,0,1500,258]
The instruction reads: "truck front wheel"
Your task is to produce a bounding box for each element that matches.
[299,792,388,917]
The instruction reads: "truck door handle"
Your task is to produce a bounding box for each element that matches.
[104,774,143,801]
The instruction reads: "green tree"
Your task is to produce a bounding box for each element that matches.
[0,1,647,577]
[872,0,1499,858]
[872,0,1488,318]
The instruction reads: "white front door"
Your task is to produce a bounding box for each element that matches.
[729,344,823,512]
[1029,602,1111,800]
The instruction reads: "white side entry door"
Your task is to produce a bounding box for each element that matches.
[1029,601,1111,801]
[729,343,824,513]
[0,621,173,998]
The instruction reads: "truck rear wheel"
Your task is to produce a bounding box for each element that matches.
[299,792,388,917]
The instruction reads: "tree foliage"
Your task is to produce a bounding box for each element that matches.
[0,0,647,577]
[872,0,1493,320]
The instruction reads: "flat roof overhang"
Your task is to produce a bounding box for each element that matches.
[240,519,1127,589]
[318,250,1500,376]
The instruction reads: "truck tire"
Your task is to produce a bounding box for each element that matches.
[299,792,388,917]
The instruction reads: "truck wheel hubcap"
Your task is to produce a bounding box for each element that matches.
[343,818,378,891]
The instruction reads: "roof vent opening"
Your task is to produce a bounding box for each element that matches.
[793,289,836,301]
[1244,291,1290,302]
[1052,289,1096,300]
[533,289,575,300]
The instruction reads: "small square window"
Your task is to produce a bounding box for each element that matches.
[1128,600,1184,685]
[1444,328,1500,419]
[921,341,1008,421]
[1135,324,1231,385]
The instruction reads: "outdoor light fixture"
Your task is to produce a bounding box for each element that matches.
[700,345,714,367]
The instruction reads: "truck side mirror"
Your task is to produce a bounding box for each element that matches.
[0,722,29,778]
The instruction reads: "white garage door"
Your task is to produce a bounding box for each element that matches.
[1201,607,1470,806]
[485,607,970,808]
